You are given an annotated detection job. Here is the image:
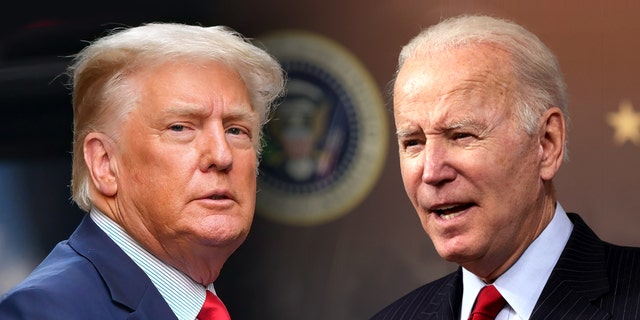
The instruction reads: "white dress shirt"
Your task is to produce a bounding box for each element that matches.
[460,203,573,320]
[91,209,215,320]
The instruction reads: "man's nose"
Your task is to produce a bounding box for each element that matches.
[199,127,233,172]
[422,140,456,186]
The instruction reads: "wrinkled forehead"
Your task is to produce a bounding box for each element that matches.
[394,44,515,108]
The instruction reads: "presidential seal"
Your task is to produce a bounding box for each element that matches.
[256,30,388,226]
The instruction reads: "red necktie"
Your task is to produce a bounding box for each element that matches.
[198,290,231,320]
[468,285,506,320]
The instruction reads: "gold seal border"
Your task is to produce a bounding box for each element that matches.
[255,30,388,226]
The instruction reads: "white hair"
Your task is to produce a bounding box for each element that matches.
[68,23,285,211]
[397,14,568,146]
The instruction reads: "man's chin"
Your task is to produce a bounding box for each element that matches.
[434,241,477,264]
[198,227,249,249]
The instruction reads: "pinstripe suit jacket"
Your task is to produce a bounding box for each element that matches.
[371,213,640,320]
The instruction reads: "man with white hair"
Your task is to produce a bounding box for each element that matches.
[0,22,284,320]
[372,14,640,319]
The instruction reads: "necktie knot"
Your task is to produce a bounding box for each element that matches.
[468,285,506,320]
[198,290,231,320]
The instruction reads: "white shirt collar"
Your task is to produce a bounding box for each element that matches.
[90,209,216,320]
[461,203,573,319]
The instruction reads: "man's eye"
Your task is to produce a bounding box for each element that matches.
[452,132,473,140]
[405,140,419,147]
[401,139,421,149]
[227,127,244,135]
[170,125,186,132]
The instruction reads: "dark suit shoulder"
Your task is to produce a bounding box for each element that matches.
[0,240,120,319]
[371,270,461,320]
[568,213,640,300]
[0,215,174,319]
[533,213,640,319]
[599,240,640,316]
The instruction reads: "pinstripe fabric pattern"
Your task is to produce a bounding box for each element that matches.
[370,213,640,320]
[371,269,463,320]
[530,213,640,319]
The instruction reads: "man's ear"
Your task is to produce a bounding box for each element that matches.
[539,107,566,181]
[84,132,118,197]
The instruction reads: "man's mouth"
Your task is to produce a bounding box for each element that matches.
[203,189,233,201]
[431,203,474,220]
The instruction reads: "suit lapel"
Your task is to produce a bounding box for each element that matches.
[416,269,463,320]
[126,286,181,320]
[530,213,610,320]
[68,215,176,319]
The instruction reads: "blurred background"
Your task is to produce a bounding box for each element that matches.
[1,1,639,319]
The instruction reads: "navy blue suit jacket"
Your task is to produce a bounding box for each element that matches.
[371,213,640,320]
[0,215,177,319]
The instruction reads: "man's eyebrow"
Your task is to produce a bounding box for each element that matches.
[442,118,484,131]
[163,104,208,117]
[395,118,488,139]
[223,109,259,125]
[396,128,419,138]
